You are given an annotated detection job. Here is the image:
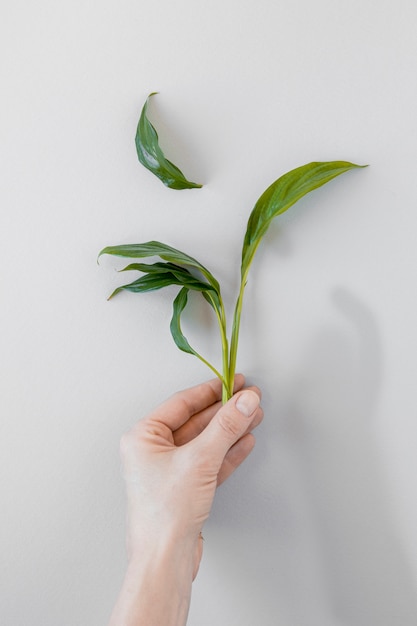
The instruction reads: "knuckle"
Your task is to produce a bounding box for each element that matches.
[216,409,242,438]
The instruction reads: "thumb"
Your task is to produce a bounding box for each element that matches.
[194,389,261,466]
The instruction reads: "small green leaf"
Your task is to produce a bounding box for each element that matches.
[170,288,196,355]
[241,161,366,275]
[135,93,202,190]
[170,287,224,381]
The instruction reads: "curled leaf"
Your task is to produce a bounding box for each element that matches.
[170,287,224,381]
[170,287,196,356]
[135,93,202,190]
[100,243,224,380]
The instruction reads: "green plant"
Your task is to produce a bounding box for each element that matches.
[99,96,365,403]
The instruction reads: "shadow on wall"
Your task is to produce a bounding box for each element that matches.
[284,287,417,625]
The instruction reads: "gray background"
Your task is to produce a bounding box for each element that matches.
[2,0,417,624]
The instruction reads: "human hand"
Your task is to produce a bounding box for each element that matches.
[121,374,263,572]
[109,375,263,626]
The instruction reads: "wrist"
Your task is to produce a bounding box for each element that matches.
[109,530,198,626]
[127,524,197,568]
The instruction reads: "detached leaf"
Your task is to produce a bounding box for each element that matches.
[242,161,366,275]
[135,93,202,190]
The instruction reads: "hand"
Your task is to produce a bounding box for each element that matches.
[121,374,263,572]
[109,375,263,626]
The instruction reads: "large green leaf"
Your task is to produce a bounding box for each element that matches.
[241,161,365,275]
[98,240,220,293]
[135,93,202,190]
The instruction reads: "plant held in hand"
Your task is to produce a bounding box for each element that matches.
[100,158,365,403]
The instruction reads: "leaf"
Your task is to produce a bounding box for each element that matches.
[98,240,220,293]
[103,252,224,380]
[135,92,202,190]
[170,288,196,355]
[108,262,216,300]
[109,272,181,299]
[118,261,182,274]
[119,261,213,288]
[241,161,366,275]
[169,288,224,381]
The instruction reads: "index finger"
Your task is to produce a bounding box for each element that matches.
[150,374,245,431]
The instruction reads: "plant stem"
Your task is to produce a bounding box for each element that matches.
[227,275,247,400]
[206,292,231,403]
[226,242,261,402]
[194,353,225,382]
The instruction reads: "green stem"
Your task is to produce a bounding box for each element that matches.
[227,273,247,398]
[227,242,261,400]
[194,351,225,383]
[206,292,231,403]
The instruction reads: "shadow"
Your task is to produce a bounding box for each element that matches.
[282,287,417,624]
[207,287,417,625]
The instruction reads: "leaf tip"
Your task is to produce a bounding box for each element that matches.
[107,288,120,301]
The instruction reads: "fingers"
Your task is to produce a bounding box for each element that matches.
[216,397,263,484]
[152,374,245,431]
[173,399,223,446]
[193,388,261,467]
[173,382,259,447]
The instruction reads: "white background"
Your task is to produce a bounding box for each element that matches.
[2,1,417,624]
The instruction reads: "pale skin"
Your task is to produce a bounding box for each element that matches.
[108,374,263,626]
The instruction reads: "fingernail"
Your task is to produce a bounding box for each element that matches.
[236,390,260,417]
